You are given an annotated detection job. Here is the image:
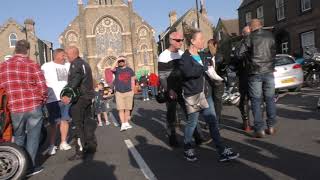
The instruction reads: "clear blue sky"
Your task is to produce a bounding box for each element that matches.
[0,0,241,48]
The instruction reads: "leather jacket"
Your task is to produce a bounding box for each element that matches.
[236,28,276,75]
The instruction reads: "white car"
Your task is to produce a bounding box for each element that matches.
[274,54,304,91]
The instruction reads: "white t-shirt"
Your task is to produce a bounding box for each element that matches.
[41,61,70,103]
[158,49,184,63]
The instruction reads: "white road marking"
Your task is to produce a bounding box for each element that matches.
[124,139,158,180]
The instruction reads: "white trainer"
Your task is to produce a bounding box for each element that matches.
[120,124,127,131]
[47,145,57,155]
[125,123,133,130]
[59,142,72,151]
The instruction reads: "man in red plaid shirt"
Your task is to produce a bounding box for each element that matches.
[0,40,48,177]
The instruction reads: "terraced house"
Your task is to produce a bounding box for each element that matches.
[238,0,320,56]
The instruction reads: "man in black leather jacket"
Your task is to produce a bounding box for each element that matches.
[236,19,277,138]
[61,46,97,160]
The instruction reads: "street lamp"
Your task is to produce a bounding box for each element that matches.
[195,0,200,29]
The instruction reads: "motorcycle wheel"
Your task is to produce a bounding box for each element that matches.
[0,143,30,180]
[305,73,320,88]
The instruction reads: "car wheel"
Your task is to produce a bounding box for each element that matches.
[288,85,302,92]
[0,143,31,180]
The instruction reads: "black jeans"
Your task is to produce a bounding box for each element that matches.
[212,82,224,124]
[166,95,204,140]
[71,97,97,154]
[239,74,250,120]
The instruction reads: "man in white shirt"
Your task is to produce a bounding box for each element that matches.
[41,48,72,155]
[158,32,207,147]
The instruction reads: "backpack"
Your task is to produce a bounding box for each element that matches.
[0,88,13,142]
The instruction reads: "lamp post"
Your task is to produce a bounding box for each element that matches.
[196,0,200,29]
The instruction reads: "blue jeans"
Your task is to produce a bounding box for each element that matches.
[11,106,43,166]
[150,86,158,97]
[142,86,149,99]
[184,96,225,153]
[248,72,277,131]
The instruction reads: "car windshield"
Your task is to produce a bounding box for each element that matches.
[274,56,295,66]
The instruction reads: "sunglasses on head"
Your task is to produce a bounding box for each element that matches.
[172,38,184,42]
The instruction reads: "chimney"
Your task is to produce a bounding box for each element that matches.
[169,11,177,27]
[24,19,35,35]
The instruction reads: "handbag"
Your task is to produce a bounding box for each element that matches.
[183,77,209,114]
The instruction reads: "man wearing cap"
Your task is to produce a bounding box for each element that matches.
[112,56,135,131]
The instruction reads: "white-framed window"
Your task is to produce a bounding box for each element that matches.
[281,42,289,54]
[245,11,252,25]
[191,20,198,28]
[301,0,311,12]
[301,31,315,51]
[276,0,285,21]
[9,33,17,48]
[257,6,264,25]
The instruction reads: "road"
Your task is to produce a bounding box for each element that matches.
[30,88,320,180]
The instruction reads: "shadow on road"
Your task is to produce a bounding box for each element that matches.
[63,154,117,180]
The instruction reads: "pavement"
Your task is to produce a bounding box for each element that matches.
[29,88,320,180]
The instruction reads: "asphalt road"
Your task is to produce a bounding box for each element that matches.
[29,88,320,180]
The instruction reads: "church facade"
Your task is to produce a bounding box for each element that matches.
[60,0,158,81]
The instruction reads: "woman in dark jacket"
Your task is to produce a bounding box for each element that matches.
[178,27,239,162]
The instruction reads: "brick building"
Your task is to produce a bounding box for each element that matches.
[238,0,320,56]
[0,18,53,64]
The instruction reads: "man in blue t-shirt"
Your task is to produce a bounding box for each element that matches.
[112,56,135,131]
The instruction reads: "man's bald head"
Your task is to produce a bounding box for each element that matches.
[66,46,80,62]
[250,19,262,32]
[242,26,251,36]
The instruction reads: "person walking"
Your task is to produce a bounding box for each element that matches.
[236,19,277,138]
[0,40,48,176]
[158,31,207,147]
[179,27,239,162]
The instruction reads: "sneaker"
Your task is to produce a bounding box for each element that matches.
[219,148,240,162]
[26,166,44,177]
[184,148,197,162]
[146,98,150,101]
[105,121,111,126]
[120,124,127,131]
[125,123,133,129]
[47,145,57,155]
[59,142,72,151]
[98,122,103,127]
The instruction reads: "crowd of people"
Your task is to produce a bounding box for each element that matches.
[0,18,277,177]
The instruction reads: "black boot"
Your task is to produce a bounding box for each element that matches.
[168,133,179,147]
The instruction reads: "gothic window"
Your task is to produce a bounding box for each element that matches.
[139,28,148,38]
[141,45,149,65]
[67,32,78,43]
[95,17,123,58]
[9,33,17,47]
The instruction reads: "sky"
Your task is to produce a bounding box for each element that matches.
[0,0,241,48]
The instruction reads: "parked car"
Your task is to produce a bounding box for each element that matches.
[274,54,304,92]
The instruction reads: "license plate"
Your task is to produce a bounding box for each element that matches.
[281,78,295,84]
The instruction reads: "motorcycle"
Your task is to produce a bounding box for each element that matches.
[221,65,241,106]
[302,47,320,88]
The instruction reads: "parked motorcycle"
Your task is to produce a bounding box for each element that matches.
[302,48,320,88]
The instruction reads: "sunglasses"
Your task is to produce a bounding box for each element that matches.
[172,39,184,42]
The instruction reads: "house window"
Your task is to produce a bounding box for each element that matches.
[276,0,285,21]
[301,31,315,52]
[9,33,17,47]
[301,0,311,12]
[191,20,198,28]
[257,6,264,25]
[281,42,289,54]
[218,31,223,41]
[245,12,252,25]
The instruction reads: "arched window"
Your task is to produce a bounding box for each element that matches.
[9,33,17,47]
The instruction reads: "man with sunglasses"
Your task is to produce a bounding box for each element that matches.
[112,56,135,131]
[158,32,207,147]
